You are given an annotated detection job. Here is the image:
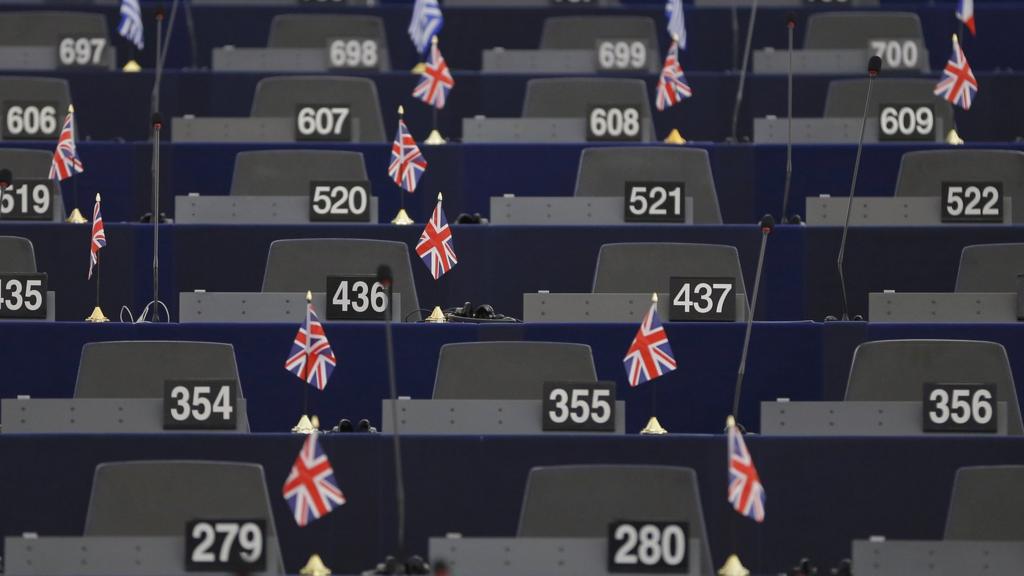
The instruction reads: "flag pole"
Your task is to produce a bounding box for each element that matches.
[640,292,668,435]
[424,36,447,146]
[391,106,415,225]
[85,193,109,322]
[719,415,751,576]
[292,291,316,434]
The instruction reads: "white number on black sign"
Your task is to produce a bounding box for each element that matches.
[597,40,647,71]
[310,182,371,222]
[869,39,919,69]
[924,384,997,433]
[59,37,106,67]
[942,183,1002,223]
[609,521,689,573]
[164,380,237,430]
[543,382,616,432]
[3,103,59,139]
[625,182,684,222]
[326,275,389,320]
[0,273,46,319]
[186,520,266,572]
[879,105,934,140]
[588,106,641,141]
[0,181,52,220]
[328,39,379,69]
[670,277,736,322]
[296,106,351,140]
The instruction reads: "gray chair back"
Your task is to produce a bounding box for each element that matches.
[267,14,391,70]
[250,76,386,143]
[945,466,1024,540]
[523,78,653,139]
[518,465,714,576]
[84,461,284,573]
[845,339,1023,435]
[262,238,420,321]
[575,147,722,224]
[805,12,925,54]
[956,244,1024,292]
[0,236,37,272]
[0,11,108,46]
[894,150,1024,223]
[0,77,72,140]
[230,150,369,196]
[824,79,954,136]
[433,342,597,399]
[540,16,659,73]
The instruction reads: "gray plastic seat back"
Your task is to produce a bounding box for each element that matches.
[523,78,653,131]
[894,150,1024,223]
[518,465,714,576]
[230,150,369,196]
[575,147,722,224]
[267,14,391,70]
[0,236,36,272]
[0,11,108,46]
[250,76,386,143]
[85,461,284,572]
[945,466,1024,540]
[956,244,1024,292]
[262,239,420,321]
[845,339,1023,435]
[0,77,71,139]
[804,12,924,51]
[824,79,954,135]
[433,342,597,399]
[540,16,659,73]
[593,243,747,297]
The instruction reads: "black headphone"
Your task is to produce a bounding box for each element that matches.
[446,302,519,323]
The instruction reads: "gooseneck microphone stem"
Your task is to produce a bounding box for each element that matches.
[731,215,774,425]
[781,17,794,221]
[380,267,406,567]
[731,0,759,141]
[150,115,162,322]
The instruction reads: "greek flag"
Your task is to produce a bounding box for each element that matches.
[666,0,687,51]
[408,0,444,56]
[118,0,144,50]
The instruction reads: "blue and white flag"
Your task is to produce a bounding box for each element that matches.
[408,0,444,56]
[666,0,687,51]
[118,0,144,51]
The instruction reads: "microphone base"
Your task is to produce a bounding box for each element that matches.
[640,416,669,435]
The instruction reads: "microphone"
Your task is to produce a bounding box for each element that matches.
[730,0,760,141]
[781,14,796,223]
[833,56,881,321]
[146,111,165,322]
[730,214,774,430]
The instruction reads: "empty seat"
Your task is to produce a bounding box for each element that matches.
[895,150,1024,223]
[250,76,386,143]
[267,14,391,70]
[575,147,723,224]
[262,239,421,321]
[85,461,284,573]
[0,236,37,273]
[824,79,954,136]
[0,77,71,140]
[540,16,659,73]
[523,78,653,139]
[845,339,1023,435]
[804,12,925,52]
[433,342,597,399]
[0,11,109,46]
[945,466,1024,540]
[230,150,369,196]
[956,244,1024,292]
[518,465,714,576]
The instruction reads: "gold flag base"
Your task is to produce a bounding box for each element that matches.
[640,416,668,435]
[946,128,965,145]
[85,306,109,323]
[292,414,316,434]
[718,554,750,576]
[425,306,447,323]
[391,208,414,225]
[424,129,447,145]
[664,129,686,145]
[122,60,142,73]
[411,62,426,74]
[66,208,88,224]
[300,553,332,576]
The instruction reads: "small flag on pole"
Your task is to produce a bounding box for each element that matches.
[282,434,346,527]
[388,114,428,193]
[408,0,444,56]
[727,416,766,523]
[934,35,978,111]
[285,301,337,391]
[656,39,692,111]
[623,295,677,387]
[416,194,457,280]
[666,0,687,51]
[118,0,145,50]
[413,37,455,109]
[49,106,84,181]
[957,0,976,36]
[87,194,106,280]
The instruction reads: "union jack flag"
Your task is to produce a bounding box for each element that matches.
[933,35,978,111]
[623,301,677,387]
[655,40,692,111]
[408,0,444,56]
[282,434,346,527]
[49,106,84,181]
[957,0,976,36]
[416,196,457,280]
[388,118,427,193]
[728,421,766,523]
[87,195,105,280]
[413,39,455,109]
[118,0,144,50]
[285,302,336,391]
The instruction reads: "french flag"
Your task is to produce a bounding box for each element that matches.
[957,0,976,36]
